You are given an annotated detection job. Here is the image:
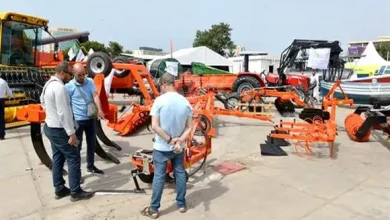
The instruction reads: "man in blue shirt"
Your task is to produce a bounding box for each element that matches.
[65,63,105,175]
[141,72,193,219]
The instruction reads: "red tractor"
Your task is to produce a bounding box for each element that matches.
[232,39,344,97]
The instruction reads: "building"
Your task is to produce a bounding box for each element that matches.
[348,36,390,57]
[131,47,169,56]
[41,27,78,52]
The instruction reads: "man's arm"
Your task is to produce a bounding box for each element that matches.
[5,82,13,97]
[90,79,105,118]
[178,106,193,143]
[55,86,76,135]
[150,99,172,142]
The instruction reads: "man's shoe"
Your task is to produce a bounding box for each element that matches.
[70,189,94,202]
[179,205,187,213]
[55,187,71,200]
[0,137,4,140]
[87,166,104,175]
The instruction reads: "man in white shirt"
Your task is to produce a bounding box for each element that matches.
[0,77,13,140]
[40,61,94,202]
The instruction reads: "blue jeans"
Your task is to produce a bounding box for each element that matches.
[0,99,5,137]
[150,150,186,212]
[75,119,96,170]
[43,124,81,195]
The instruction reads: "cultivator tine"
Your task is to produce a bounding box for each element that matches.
[95,140,121,164]
[30,123,68,175]
[96,120,122,151]
[267,131,290,146]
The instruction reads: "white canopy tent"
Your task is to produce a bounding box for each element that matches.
[350,41,388,66]
[147,46,233,68]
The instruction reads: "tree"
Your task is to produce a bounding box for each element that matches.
[376,42,390,61]
[193,22,236,57]
[81,41,108,54]
[106,41,124,57]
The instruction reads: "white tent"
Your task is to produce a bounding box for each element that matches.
[156,46,233,67]
[353,41,388,66]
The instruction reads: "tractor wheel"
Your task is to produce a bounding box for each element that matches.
[86,52,113,78]
[224,92,241,109]
[112,56,132,78]
[232,76,261,93]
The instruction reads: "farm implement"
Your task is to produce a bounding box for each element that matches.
[344,98,390,142]
[260,80,354,158]
[15,74,122,173]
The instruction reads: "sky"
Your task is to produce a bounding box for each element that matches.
[5,0,388,56]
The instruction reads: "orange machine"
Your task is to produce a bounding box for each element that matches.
[261,81,354,158]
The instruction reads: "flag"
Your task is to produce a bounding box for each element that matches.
[75,49,85,62]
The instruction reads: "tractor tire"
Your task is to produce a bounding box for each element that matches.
[223,92,241,109]
[232,76,261,93]
[86,52,113,78]
[112,56,132,78]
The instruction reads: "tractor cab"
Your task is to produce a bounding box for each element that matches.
[0,12,48,67]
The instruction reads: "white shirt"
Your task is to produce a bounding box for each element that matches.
[40,76,76,136]
[0,78,13,98]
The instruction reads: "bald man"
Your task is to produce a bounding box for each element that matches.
[65,63,105,175]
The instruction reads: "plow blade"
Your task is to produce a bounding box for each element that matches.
[30,122,121,173]
[260,141,288,156]
[96,120,122,151]
[268,131,290,146]
[95,140,121,164]
[31,123,67,175]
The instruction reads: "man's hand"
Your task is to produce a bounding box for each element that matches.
[173,141,183,154]
[98,110,105,120]
[68,134,78,146]
[169,137,182,145]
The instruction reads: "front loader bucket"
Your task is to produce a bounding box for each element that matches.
[96,120,122,151]
[30,123,121,173]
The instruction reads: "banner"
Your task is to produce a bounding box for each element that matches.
[165,61,179,76]
[307,48,331,70]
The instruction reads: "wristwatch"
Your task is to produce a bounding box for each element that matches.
[167,136,172,143]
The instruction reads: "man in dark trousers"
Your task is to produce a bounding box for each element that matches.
[0,77,13,140]
[65,63,105,174]
[40,61,94,202]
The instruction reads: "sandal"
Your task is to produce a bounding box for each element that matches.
[140,206,159,219]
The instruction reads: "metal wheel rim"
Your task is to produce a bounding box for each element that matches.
[238,83,253,93]
[227,97,239,109]
[90,57,105,73]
